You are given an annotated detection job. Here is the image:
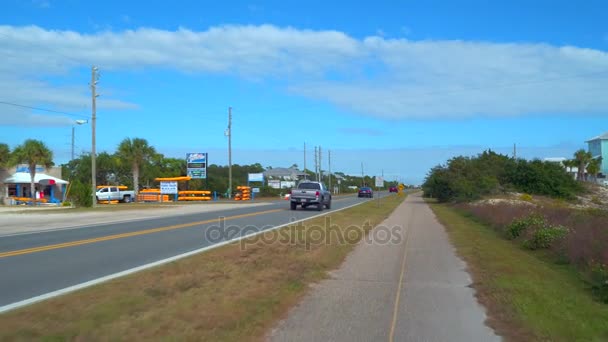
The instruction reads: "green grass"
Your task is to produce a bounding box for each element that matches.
[430,203,608,342]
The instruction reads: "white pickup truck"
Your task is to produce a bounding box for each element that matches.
[96,186,135,203]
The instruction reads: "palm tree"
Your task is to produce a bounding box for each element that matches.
[116,138,156,197]
[586,158,602,182]
[10,139,54,200]
[0,143,11,200]
[573,149,592,181]
[0,143,10,168]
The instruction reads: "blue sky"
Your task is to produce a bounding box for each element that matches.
[1,0,607,184]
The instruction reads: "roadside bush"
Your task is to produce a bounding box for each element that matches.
[422,150,583,203]
[70,180,93,207]
[506,213,546,239]
[523,225,569,250]
[591,196,603,206]
[519,193,533,202]
[589,263,608,303]
[61,201,72,207]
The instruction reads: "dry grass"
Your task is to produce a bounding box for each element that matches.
[0,195,404,341]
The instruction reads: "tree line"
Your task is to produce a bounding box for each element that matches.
[1,137,395,203]
[422,149,593,203]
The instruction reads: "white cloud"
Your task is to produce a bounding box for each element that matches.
[0,112,73,127]
[1,24,608,121]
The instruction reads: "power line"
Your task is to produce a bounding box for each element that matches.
[0,100,90,119]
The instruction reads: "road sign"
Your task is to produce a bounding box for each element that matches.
[186,152,207,179]
[160,181,178,194]
[375,176,384,187]
[248,173,264,182]
[252,187,260,193]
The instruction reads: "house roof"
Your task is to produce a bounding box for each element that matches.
[586,131,608,142]
[263,167,307,177]
[3,172,68,185]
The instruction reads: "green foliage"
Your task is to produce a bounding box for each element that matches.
[589,263,608,303]
[422,149,582,203]
[519,193,533,202]
[61,201,72,207]
[70,180,93,207]
[506,213,546,239]
[508,159,581,199]
[523,225,568,250]
[0,142,10,167]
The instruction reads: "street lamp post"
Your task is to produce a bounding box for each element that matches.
[71,119,88,161]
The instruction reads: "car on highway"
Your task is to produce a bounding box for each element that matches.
[389,186,398,193]
[289,181,332,211]
[358,187,373,198]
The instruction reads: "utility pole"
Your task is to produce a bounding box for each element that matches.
[228,107,232,199]
[319,146,322,183]
[303,142,307,180]
[328,150,332,193]
[314,146,318,181]
[71,126,75,161]
[361,162,364,186]
[91,66,98,207]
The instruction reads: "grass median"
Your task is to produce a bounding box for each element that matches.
[0,194,405,341]
[429,203,608,342]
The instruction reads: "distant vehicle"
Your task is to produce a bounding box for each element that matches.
[96,186,135,203]
[289,181,331,211]
[389,186,398,193]
[358,187,373,198]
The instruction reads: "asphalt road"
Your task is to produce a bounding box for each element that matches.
[0,193,386,308]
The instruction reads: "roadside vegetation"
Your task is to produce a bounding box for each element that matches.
[422,150,584,202]
[423,148,608,340]
[0,194,405,340]
[431,203,608,341]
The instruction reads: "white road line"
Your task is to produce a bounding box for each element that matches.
[0,199,373,314]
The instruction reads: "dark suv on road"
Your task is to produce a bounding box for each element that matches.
[358,187,373,198]
[389,186,398,193]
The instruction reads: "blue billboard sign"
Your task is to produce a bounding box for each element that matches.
[186,152,207,179]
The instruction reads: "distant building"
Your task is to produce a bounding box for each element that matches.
[263,167,307,189]
[586,131,608,177]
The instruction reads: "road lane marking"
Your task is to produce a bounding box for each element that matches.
[0,199,371,314]
[0,209,283,259]
[389,205,413,342]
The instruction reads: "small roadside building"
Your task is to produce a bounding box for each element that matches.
[0,165,68,204]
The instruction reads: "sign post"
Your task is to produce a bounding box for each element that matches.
[375,176,384,207]
[160,181,179,202]
[248,173,264,201]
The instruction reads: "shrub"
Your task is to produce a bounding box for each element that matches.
[524,225,569,250]
[519,193,533,202]
[61,201,72,207]
[589,262,608,303]
[70,180,93,207]
[422,149,582,203]
[591,196,602,206]
[506,213,545,239]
